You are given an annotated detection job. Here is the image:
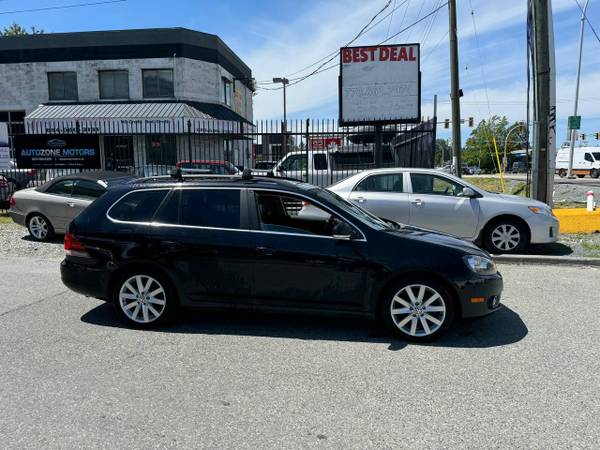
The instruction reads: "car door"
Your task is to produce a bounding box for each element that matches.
[346,172,410,224]
[150,187,254,304]
[249,190,369,311]
[39,179,77,231]
[68,179,106,221]
[407,172,480,239]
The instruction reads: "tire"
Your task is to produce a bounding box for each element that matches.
[484,218,528,254]
[558,169,566,178]
[27,213,54,242]
[112,269,176,329]
[576,174,585,178]
[380,278,455,342]
[590,169,599,179]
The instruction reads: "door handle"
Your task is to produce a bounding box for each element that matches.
[411,199,424,206]
[255,246,274,256]
[356,196,366,203]
[67,202,75,208]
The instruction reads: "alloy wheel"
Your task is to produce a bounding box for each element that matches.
[29,216,48,240]
[491,224,520,252]
[390,284,447,337]
[119,275,167,324]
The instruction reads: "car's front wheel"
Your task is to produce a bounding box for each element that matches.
[113,271,176,328]
[381,279,455,342]
[27,213,54,242]
[484,219,527,254]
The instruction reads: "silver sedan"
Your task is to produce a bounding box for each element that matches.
[9,171,132,241]
[301,168,559,254]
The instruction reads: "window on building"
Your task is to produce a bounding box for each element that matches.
[48,72,78,101]
[142,69,174,98]
[221,77,232,106]
[99,70,129,99]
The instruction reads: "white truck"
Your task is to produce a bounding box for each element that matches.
[555,147,600,178]
[270,147,393,187]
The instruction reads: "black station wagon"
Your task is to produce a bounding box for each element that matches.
[61,172,503,341]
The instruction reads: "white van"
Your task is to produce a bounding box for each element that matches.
[555,147,600,178]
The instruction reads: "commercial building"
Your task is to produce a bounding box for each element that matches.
[0,28,254,170]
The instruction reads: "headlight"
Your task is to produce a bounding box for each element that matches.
[463,255,497,275]
[529,205,553,216]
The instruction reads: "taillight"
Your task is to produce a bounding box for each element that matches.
[9,194,15,208]
[64,233,88,257]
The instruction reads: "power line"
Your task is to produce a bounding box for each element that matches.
[574,0,600,44]
[467,0,492,117]
[0,0,127,15]
[386,0,397,38]
[377,1,448,45]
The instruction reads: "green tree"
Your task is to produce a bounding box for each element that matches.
[435,139,451,166]
[1,23,44,36]
[463,116,527,172]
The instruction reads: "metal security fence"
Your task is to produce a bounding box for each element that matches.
[0,117,436,212]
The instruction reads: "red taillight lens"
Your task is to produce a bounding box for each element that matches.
[64,233,87,256]
[302,201,309,207]
[8,194,15,208]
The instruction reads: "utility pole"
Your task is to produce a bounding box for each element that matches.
[448,0,462,177]
[272,77,289,155]
[567,0,589,178]
[530,0,556,204]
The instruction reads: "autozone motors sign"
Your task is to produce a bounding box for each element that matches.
[339,43,420,126]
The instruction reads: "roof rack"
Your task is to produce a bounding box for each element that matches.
[131,169,304,185]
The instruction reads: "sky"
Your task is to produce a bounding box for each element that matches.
[2,0,600,145]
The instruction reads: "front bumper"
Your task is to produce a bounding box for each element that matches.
[457,272,504,318]
[527,213,559,244]
[61,258,113,301]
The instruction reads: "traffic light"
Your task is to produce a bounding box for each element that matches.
[468,117,474,127]
[444,119,450,129]
[581,133,586,141]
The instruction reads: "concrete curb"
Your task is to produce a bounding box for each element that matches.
[494,254,600,267]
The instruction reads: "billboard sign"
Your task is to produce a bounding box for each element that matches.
[309,136,343,150]
[14,134,100,169]
[339,43,420,126]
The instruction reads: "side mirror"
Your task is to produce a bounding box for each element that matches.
[332,220,357,241]
[462,187,477,198]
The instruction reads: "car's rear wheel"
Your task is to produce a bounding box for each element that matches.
[558,169,566,177]
[113,271,176,328]
[590,169,599,179]
[380,279,454,342]
[484,219,527,254]
[27,214,54,242]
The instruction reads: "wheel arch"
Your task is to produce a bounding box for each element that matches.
[478,213,531,245]
[375,270,462,319]
[25,210,55,232]
[107,261,181,305]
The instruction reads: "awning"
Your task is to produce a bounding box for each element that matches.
[25,101,254,134]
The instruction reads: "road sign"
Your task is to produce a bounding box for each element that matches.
[568,115,581,130]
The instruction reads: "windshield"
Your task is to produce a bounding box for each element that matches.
[311,187,392,230]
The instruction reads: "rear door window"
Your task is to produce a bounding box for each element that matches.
[72,179,106,200]
[179,189,241,229]
[354,174,403,192]
[46,180,75,197]
[108,190,168,222]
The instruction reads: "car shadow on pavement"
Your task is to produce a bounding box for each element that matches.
[20,234,63,243]
[524,242,573,256]
[81,303,528,351]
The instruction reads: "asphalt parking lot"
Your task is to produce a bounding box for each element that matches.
[1,255,599,449]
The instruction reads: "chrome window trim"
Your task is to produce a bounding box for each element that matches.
[105,186,367,242]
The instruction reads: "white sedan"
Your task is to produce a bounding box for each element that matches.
[301,168,558,254]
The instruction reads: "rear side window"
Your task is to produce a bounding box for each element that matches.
[180,189,241,229]
[73,179,105,200]
[108,190,168,222]
[354,174,403,192]
[47,180,75,196]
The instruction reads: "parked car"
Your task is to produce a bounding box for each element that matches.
[61,172,503,341]
[511,161,528,173]
[176,160,240,175]
[8,171,133,241]
[0,160,37,190]
[0,174,13,205]
[300,168,558,254]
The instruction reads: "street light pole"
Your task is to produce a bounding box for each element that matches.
[272,77,289,155]
[448,0,462,178]
[567,0,589,178]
